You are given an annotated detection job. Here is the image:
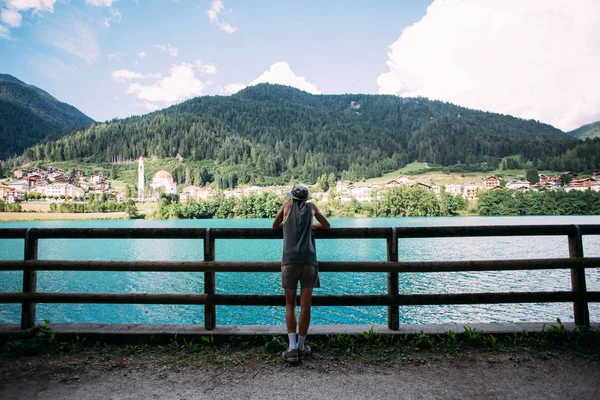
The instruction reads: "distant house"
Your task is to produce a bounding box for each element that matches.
[564,183,588,192]
[90,172,104,184]
[349,186,372,202]
[489,185,504,191]
[13,169,25,178]
[431,184,441,197]
[538,174,549,184]
[336,181,350,194]
[506,180,531,190]
[0,184,13,199]
[546,176,561,186]
[483,176,500,189]
[591,182,600,192]
[74,170,85,178]
[444,184,462,197]
[463,182,484,200]
[411,182,432,191]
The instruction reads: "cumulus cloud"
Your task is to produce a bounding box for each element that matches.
[1,9,22,27]
[138,51,146,59]
[155,43,178,57]
[5,0,56,12]
[194,60,216,74]
[377,0,600,131]
[207,0,236,34]
[111,69,145,81]
[1,0,57,37]
[248,61,321,94]
[120,63,206,105]
[222,82,245,95]
[86,0,117,6]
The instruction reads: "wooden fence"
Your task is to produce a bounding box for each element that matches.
[0,225,599,331]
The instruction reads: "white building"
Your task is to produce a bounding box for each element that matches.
[444,184,462,197]
[463,182,484,200]
[150,170,177,194]
[349,186,372,202]
[506,180,531,190]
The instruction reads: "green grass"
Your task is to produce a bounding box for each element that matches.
[2,320,598,364]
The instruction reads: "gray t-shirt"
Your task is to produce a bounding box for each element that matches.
[281,201,317,265]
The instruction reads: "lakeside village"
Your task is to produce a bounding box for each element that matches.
[1,157,600,212]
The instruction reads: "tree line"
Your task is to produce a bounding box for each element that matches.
[5,83,599,187]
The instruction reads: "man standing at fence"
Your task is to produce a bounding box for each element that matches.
[273,185,330,363]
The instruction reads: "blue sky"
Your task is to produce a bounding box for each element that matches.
[1,0,599,131]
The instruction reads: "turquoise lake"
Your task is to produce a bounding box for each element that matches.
[1,215,599,326]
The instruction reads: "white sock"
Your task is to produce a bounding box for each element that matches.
[288,333,297,350]
[297,335,306,351]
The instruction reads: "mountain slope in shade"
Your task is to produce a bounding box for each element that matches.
[0,74,94,159]
[568,120,600,140]
[20,83,592,186]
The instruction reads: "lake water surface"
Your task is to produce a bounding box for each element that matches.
[1,215,599,326]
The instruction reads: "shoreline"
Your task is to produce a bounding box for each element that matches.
[0,212,128,222]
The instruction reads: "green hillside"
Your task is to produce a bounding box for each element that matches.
[568,120,600,140]
[0,74,94,159]
[15,83,599,188]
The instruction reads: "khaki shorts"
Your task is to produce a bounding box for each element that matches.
[281,264,320,289]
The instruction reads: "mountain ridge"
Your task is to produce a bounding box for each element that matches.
[0,74,94,159]
[15,83,597,188]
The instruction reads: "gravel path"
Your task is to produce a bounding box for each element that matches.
[1,353,599,400]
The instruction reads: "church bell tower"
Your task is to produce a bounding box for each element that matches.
[138,156,144,200]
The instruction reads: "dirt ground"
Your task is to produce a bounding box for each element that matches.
[1,350,598,400]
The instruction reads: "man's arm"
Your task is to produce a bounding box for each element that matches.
[272,201,291,229]
[312,203,330,229]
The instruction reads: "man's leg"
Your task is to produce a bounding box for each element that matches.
[284,288,298,335]
[298,287,313,337]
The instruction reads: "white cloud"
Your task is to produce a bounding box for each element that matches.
[5,0,56,12]
[86,0,117,7]
[108,53,120,60]
[111,69,145,81]
[207,0,236,34]
[1,0,57,36]
[194,60,216,74]
[377,0,600,131]
[155,43,178,57]
[222,82,245,95]
[138,51,146,59]
[248,61,321,94]
[46,22,100,65]
[103,8,121,27]
[1,9,22,27]
[124,63,206,104]
[0,25,13,40]
[139,102,159,111]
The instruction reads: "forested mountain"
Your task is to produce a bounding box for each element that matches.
[568,120,600,140]
[0,74,94,159]
[16,83,599,188]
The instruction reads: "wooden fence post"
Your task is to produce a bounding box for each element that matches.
[568,224,589,327]
[387,227,399,330]
[22,228,38,330]
[204,228,216,330]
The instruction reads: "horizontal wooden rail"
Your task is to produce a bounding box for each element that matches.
[0,258,598,273]
[1,225,599,240]
[2,291,598,306]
